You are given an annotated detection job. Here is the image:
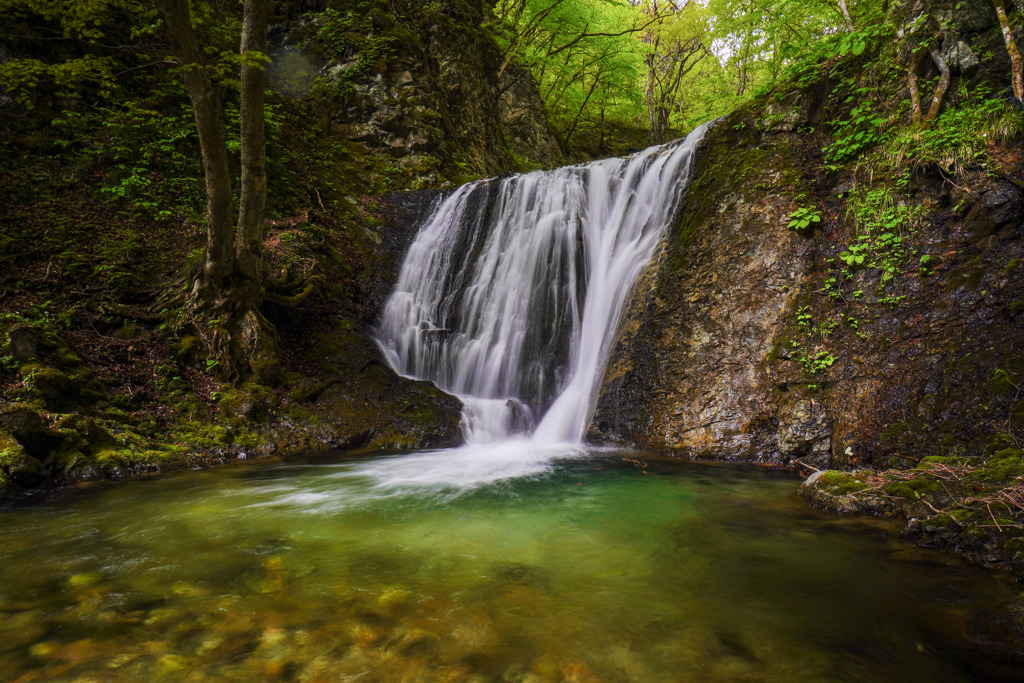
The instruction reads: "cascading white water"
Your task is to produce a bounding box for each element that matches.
[378,122,709,451]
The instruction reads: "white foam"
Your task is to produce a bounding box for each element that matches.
[370,124,710,489]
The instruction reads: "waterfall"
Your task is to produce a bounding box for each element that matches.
[378,123,708,447]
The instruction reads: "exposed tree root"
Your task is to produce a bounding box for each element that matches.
[265,280,317,307]
[161,270,280,385]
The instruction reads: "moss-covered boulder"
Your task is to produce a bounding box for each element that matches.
[0,428,45,487]
[6,323,41,361]
[800,449,1024,576]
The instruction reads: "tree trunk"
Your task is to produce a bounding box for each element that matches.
[908,49,924,126]
[993,0,1024,101]
[837,0,855,31]
[155,0,234,288]
[158,0,278,383]
[924,47,951,125]
[645,54,658,143]
[235,0,269,298]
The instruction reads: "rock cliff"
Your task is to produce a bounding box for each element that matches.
[592,1,1024,470]
[276,0,563,187]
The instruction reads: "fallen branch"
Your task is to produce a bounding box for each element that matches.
[988,503,1003,532]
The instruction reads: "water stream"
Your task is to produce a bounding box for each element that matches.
[0,455,1017,681]
[378,124,709,448]
[3,134,1021,680]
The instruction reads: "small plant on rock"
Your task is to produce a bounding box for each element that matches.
[787,206,822,231]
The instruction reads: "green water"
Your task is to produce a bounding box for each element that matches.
[0,449,1019,682]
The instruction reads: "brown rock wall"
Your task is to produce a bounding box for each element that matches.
[591,105,1024,470]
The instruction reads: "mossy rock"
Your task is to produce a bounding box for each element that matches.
[0,429,45,486]
[54,347,84,367]
[817,470,868,495]
[98,407,141,425]
[288,378,325,403]
[241,381,279,410]
[248,345,281,386]
[175,335,200,360]
[920,513,961,532]
[880,421,909,440]
[982,448,1024,482]
[0,402,44,439]
[92,447,170,471]
[987,431,1018,452]
[114,323,140,341]
[52,448,89,471]
[216,388,264,422]
[916,454,978,468]
[169,422,234,447]
[1005,537,1024,556]
[6,323,41,361]
[35,367,71,401]
[883,476,945,501]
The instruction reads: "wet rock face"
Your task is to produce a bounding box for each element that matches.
[268,188,464,457]
[949,0,999,32]
[276,319,463,455]
[361,189,448,322]
[592,104,1024,469]
[592,117,823,464]
[498,64,564,167]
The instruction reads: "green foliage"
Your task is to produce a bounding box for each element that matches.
[881,89,1024,177]
[51,81,205,221]
[0,55,116,106]
[491,0,647,147]
[834,181,927,281]
[786,305,840,376]
[787,205,822,231]
[787,337,838,375]
[825,99,887,167]
[312,5,397,76]
[0,0,157,104]
[487,0,897,145]
[839,239,869,267]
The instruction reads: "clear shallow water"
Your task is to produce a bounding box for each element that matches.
[0,448,1019,682]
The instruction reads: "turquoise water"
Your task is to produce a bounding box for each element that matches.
[0,449,1018,681]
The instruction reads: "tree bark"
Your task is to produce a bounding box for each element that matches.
[924,47,951,125]
[908,48,924,126]
[158,0,278,383]
[155,0,235,287]
[837,0,855,31]
[235,0,269,297]
[993,0,1024,101]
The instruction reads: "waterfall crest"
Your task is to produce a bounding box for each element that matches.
[378,123,709,447]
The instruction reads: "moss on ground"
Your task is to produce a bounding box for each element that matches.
[817,470,870,495]
[806,445,1024,575]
